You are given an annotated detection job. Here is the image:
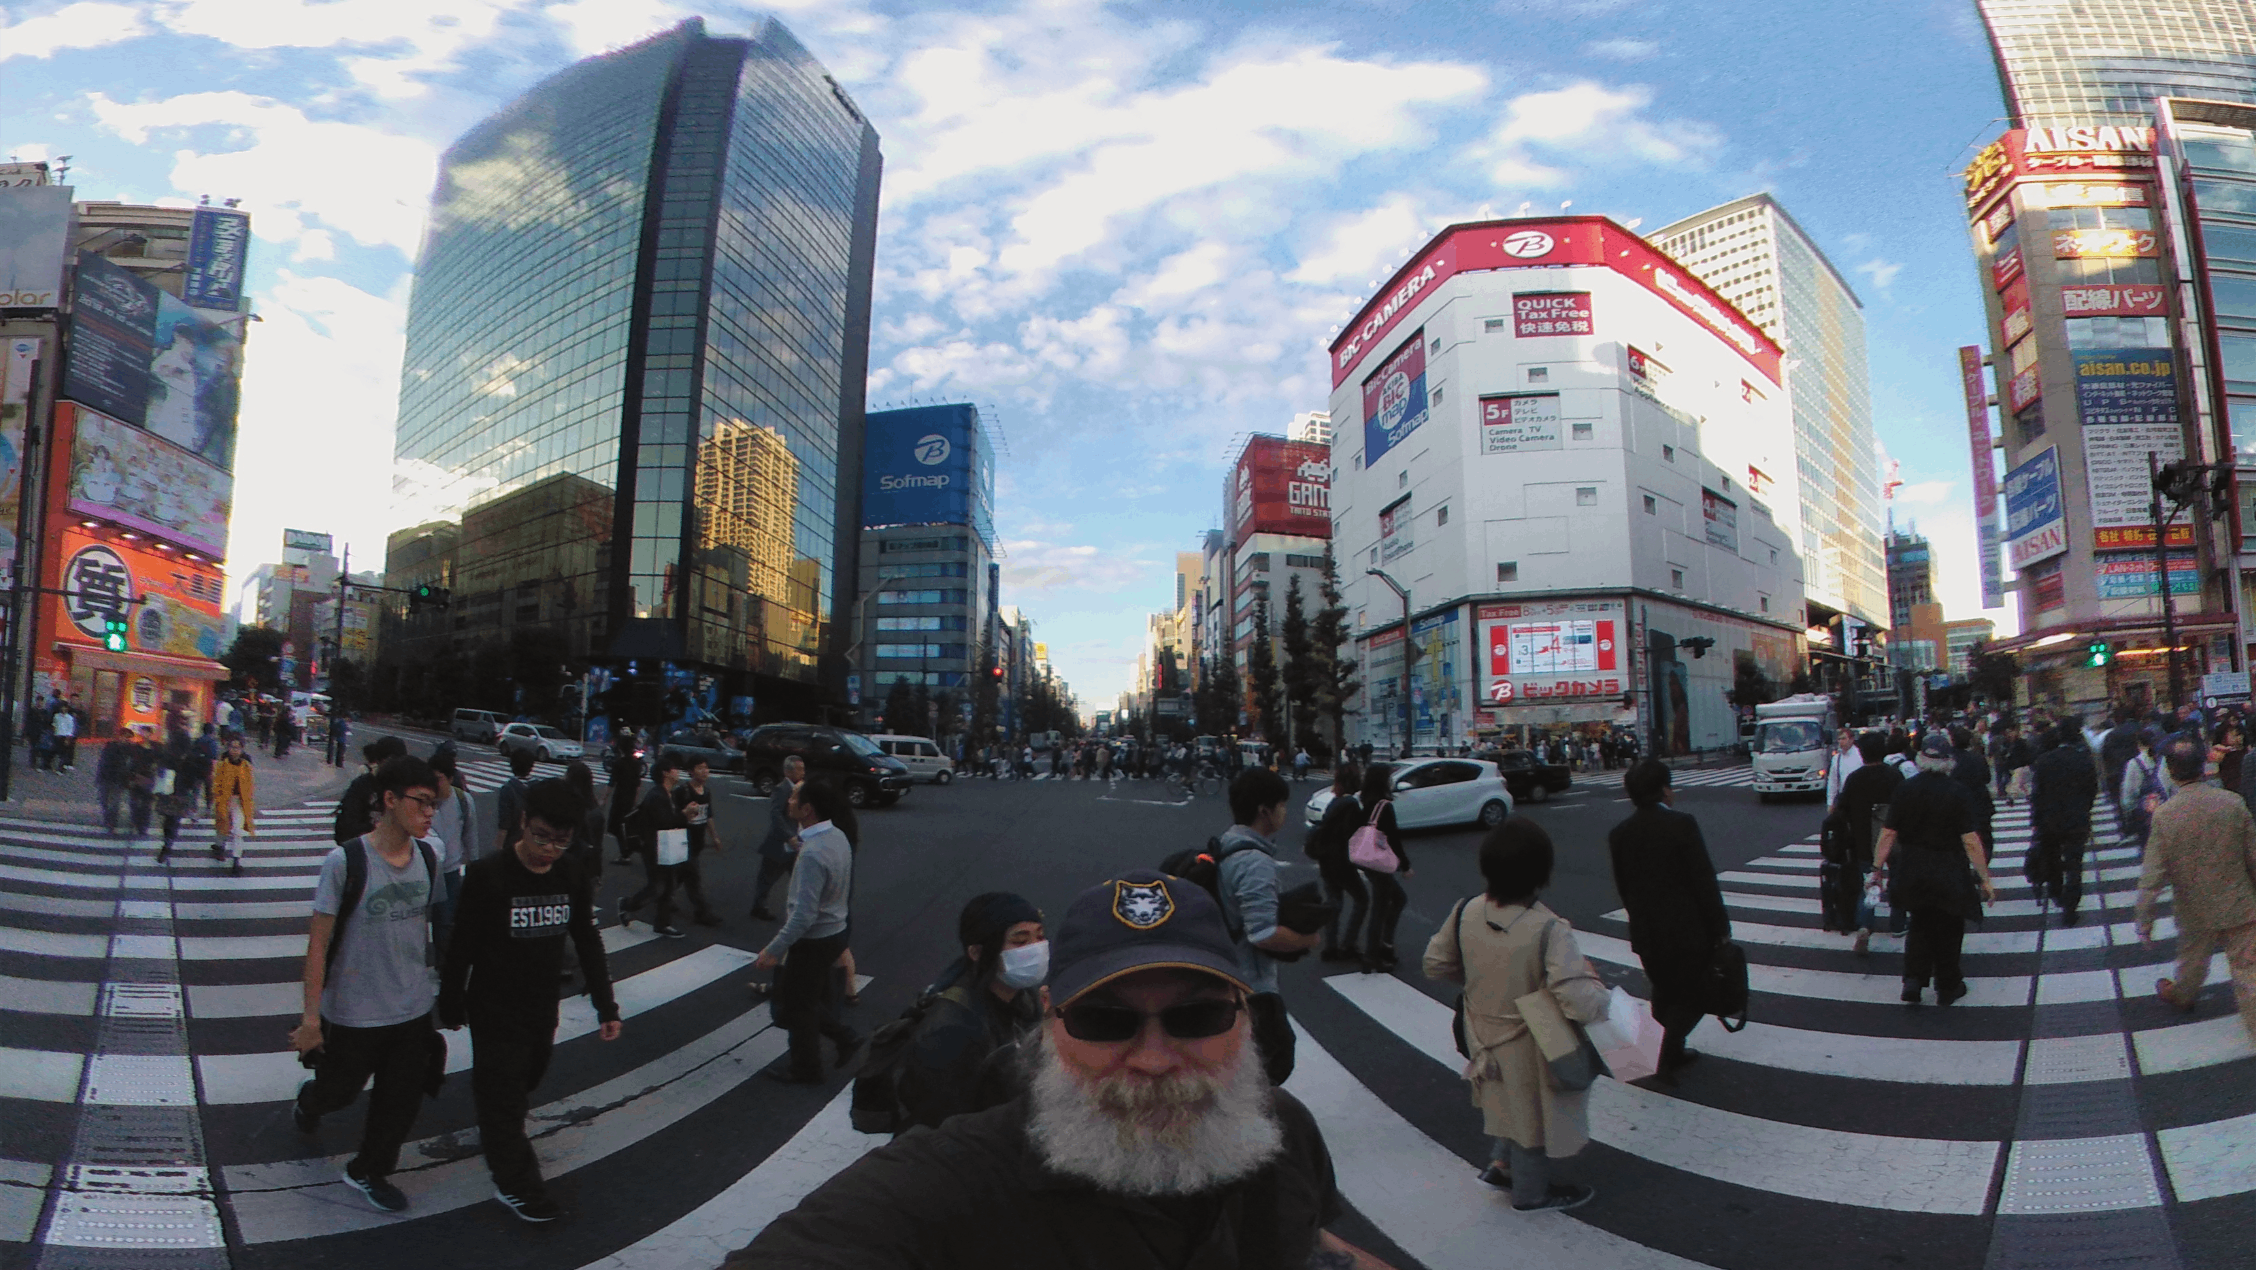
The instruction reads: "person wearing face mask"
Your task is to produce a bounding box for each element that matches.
[894,893,1049,1132]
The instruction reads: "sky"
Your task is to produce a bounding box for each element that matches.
[1,0,2020,709]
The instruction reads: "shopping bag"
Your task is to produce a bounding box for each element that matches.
[152,769,177,796]
[1512,921,1606,1091]
[654,827,690,867]
[1590,992,1664,1085]
[1863,878,1889,927]
[1346,800,1398,873]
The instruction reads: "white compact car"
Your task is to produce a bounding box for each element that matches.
[496,722,583,763]
[870,734,956,784]
[1304,758,1515,831]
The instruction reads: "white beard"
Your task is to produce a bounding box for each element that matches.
[1025,1029,1284,1196]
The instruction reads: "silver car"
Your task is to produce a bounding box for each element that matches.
[496,722,584,763]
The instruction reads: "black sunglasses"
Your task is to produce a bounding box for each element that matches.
[1056,997,1243,1043]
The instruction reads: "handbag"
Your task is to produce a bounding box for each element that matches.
[654,827,690,867]
[1346,800,1398,873]
[1512,919,1608,1092]
[152,769,177,796]
[1703,940,1750,1032]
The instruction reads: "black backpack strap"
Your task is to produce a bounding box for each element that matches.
[324,841,368,976]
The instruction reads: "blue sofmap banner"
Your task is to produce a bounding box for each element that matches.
[861,403,994,549]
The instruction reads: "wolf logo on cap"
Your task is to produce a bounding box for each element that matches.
[1112,879,1174,929]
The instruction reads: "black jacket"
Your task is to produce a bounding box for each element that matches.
[1831,761,1903,866]
[1606,804,1730,960]
[1310,793,1409,873]
[2100,724,2141,798]
[725,1090,1343,1270]
[334,770,381,845]
[898,970,1042,1133]
[2030,742,2099,837]
[438,848,615,1029]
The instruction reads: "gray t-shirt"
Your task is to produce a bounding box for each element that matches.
[311,838,440,1028]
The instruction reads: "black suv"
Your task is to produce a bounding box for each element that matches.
[742,724,913,808]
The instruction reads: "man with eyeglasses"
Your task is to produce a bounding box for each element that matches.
[726,869,1396,1269]
[291,755,447,1215]
[439,779,621,1223]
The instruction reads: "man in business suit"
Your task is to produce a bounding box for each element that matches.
[749,755,804,921]
[1608,759,1731,1082]
[2029,719,2100,926]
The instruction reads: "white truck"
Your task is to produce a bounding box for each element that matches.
[1751,695,1837,801]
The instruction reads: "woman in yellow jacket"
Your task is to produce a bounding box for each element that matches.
[209,735,255,872]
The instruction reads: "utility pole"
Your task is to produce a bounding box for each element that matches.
[2150,451,2183,709]
[1367,568,1415,758]
[329,544,350,705]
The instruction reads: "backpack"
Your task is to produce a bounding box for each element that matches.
[323,837,442,977]
[849,975,970,1135]
[1158,837,1266,940]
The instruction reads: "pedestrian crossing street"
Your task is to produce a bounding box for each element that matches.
[2,794,2252,1267]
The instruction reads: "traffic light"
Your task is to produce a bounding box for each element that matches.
[102,617,128,653]
[991,666,1004,680]
[2087,641,2112,668]
[409,583,452,613]
[1681,636,1716,660]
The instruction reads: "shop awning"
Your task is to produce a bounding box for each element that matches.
[57,646,231,682]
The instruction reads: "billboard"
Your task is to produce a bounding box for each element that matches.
[1963,125,2157,216]
[65,404,232,557]
[2095,524,2192,551]
[1477,598,1625,704]
[1478,393,1561,454]
[182,207,252,311]
[1328,218,1781,386]
[2074,348,2183,530]
[63,252,243,470]
[2061,284,2166,316]
[860,403,994,548]
[1,338,38,586]
[2095,550,2199,599]
[50,525,228,663]
[283,528,333,553]
[1230,435,1331,539]
[2052,227,2158,259]
[1513,291,1591,338]
[1361,329,1428,466]
[1378,494,1413,562]
[1958,347,2006,609]
[1701,488,1738,553]
[0,185,71,309]
[2024,182,2149,210]
[2002,277,2032,344]
[2004,446,2067,570]
[2074,349,2177,426]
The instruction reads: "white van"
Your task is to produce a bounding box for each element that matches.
[871,734,955,785]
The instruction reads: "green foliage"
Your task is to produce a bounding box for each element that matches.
[1308,548,1359,749]
[1247,595,1283,747]
[221,627,287,689]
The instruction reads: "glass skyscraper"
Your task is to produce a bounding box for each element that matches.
[385,17,881,722]
[1654,194,1890,629]
[1976,0,2256,128]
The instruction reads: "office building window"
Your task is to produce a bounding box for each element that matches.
[1527,366,1549,382]
[1572,422,1593,440]
[1643,494,1657,514]
[1497,562,1518,583]
[1484,318,1505,332]
[1670,568,1685,588]
[1662,444,1676,462]
[876,588,968,605]
[1576,487,1597,506]
[1435,505,1449,526]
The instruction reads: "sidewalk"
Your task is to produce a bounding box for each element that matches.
[1,741,356,828]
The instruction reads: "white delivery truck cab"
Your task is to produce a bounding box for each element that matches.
[1751,695,1837,801]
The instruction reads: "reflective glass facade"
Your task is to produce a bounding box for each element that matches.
[1978,0,2256,128]
[1654,195,1889,628]
[387,18,880,704]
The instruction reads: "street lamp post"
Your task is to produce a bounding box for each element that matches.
[844,569,912,727]
[1367,568,1415,758]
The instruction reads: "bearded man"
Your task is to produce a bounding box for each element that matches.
[723,868,1394,1269]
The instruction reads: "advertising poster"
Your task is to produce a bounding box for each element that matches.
[1478,598,1625,705]
[2096,551,2199,599]
[51,526,227,660]
[66,404,232,556]
[2061,284,2166,316]
[2002,277,2032,345]
[1993,244,2023,290]
[1362,329,1429,465]
[1478,393,1562,454]
[1959,347,2006,608]
[0,184,71,309]
[1378,494,1414,562]
[2052,227,2159,259]
[2075,349,2177,426]
[2030,561,2066,610]
[859,403,993,549]
[1513,292,1592,338]
[2095,524,2192,550]
[1230,435,1331,538]
[1409,609,1459,742]
[2009,366,2041,412]
[182,207,252,311]
[2026,183,2148,209]
[1,338,37,587]
[2004,446,2068,570]
[1702,488,1739,552]
[63,253,243,470]
[2075,348,2183,528]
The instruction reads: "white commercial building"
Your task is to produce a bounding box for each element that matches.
[1326,216,1808,755]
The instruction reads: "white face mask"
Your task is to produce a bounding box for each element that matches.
[996,940,1050,990]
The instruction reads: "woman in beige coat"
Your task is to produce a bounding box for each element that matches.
[1425,818,1611,1212]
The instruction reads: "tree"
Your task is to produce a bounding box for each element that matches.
[1193,655,1235,738]
[1246,595,1284,748]
[882,679,917,735]
[1726,650,1774,709]
[222,626,287,692]
[908,681,933,737]
[932,688,960,744]
[1968,643,2020,706]
[1280,574,1318,751]
[1308,548,1360,751]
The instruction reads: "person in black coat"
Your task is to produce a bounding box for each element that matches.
[2028,719,2100,925]
[1827,732,1902,953]
[1875,734,1998,1006]
[1306,762,1371,964]
[1353,763,1414,970]
[1606,759,1730,1077]
[2099,709,2142,806]
[1948,725,1996,862]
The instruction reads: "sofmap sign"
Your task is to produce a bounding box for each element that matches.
[1362,330,1429,466]
[860,403,993,547]
[182,207,251,311]
[1328,218,1780,386]
[2003,446,2067,570]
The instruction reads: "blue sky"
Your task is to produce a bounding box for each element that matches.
[2,0,2015,707]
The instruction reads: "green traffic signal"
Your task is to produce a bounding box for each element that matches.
[103,617,128,653]
[2086,641,2111,668]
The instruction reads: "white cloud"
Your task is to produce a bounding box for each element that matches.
[1288,196,1432,287]
[0,2,148,61]
[1469,81,1722,189]
[158,0,532,98]
[1001,538,1157,597]
[1858,257,1903,292]
[1584,38,1658,61]
[1894,479,1952,505]
[85,92,437,259]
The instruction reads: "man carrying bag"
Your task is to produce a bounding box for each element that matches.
[1606,759,1732,1086]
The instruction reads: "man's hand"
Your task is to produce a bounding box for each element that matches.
[754,949,780,970]
[288,1015,324,1055]
[598,1020,623,1041]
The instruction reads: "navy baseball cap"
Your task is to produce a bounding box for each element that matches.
[1919,732,1955,759]
[1048,869,1250,1007]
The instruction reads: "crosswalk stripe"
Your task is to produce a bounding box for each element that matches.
[2155,1112,2256,1202]
[1282,1018,1720,1270]
[1324,971,2003,1214]
[1573,927,2037,1007]
[0,1047,85,1101]
[224,1009,790,1243]
[0,861,313,891]
[2131,1012,2256,1075]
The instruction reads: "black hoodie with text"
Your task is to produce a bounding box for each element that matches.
[439,847,616,1028]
